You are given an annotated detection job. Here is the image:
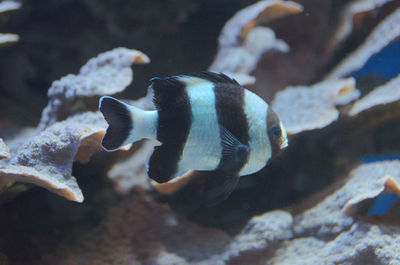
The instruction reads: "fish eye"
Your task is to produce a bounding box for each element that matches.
[269,125,282,141]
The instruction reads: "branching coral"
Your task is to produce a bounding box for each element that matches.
[109,0,400,201]
[41,195,294,265]
[0,138,9,160]
[269,161,400,265]
[0,48,150,202]
[350,74,400,115]
[40,161,400,265]
[0,112,107,203]
[342,161,400,216]
[107,140,155,194]
[329,0,396,48]
[41,195,232,265]
[0,1,20,13]
[294,161,400,238]
[38,47,150,130]
[271,222,400,265]
[1,0,400,264]
[0,0,20,45]
[327,7,400,78]
[208,0,303,85]
[272,78,359,134]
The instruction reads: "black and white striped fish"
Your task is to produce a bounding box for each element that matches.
[99,72,288,205]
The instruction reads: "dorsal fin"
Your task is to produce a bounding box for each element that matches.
[150,76,187,111]
[150,71,240,111]
[183,71,240,85]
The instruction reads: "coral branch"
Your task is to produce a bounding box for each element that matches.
[0,138,10,160]
[328,7,400,78]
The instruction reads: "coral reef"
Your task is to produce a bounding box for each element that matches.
[329,0,396,48]
[271,223,400,265]
[269,161,400,265]
[327,7,400,78]
[41,195,294,265]
[0,48,150,202]
[0,112,107,202]
[350,74,400,115]
[342,161,400,216]
[107,141,154,194]
[209,0,303,85]
[0,138,9,160]
[224,210,293,264]
[272,77,359,134]
[40,162,400,265]
[1,0,400,264]
[38,47,149,130]
[41,195,231,265]
[294,161,400,237]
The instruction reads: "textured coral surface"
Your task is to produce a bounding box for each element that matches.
[0,138,9,160]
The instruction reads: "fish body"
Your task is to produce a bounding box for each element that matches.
[99,72,288,205]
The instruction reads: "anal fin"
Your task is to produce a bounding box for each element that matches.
[147,144,181,183]
[197,171,240,206]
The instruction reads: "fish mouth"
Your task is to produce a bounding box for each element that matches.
[280,138,288,149]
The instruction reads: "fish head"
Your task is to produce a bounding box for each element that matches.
[266,106,288,158]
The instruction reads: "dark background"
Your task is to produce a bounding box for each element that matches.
[0,0,255,125]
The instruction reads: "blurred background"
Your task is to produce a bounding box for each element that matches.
[0,0,254,125]
[1,0,400,264]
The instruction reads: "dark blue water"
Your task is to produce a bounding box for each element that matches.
[353,39,400,79]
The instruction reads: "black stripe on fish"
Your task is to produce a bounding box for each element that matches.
[214,81,250,173]
[147,77,192,183]
[99,96,133,151]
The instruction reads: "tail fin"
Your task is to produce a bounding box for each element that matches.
[99,96,134,152]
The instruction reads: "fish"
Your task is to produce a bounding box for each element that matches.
[99,71,288,205]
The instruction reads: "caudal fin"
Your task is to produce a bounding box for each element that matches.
[99,96,133,152]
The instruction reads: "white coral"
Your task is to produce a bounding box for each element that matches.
[0,0,21,45]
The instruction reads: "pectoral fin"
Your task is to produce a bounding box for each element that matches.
[218,126,249,172]
[197,171,240,206]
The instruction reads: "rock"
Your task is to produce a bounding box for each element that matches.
[41,195,294,265]
[224,210,293,264]
[41,195,231,265]
[271,223,400,265]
